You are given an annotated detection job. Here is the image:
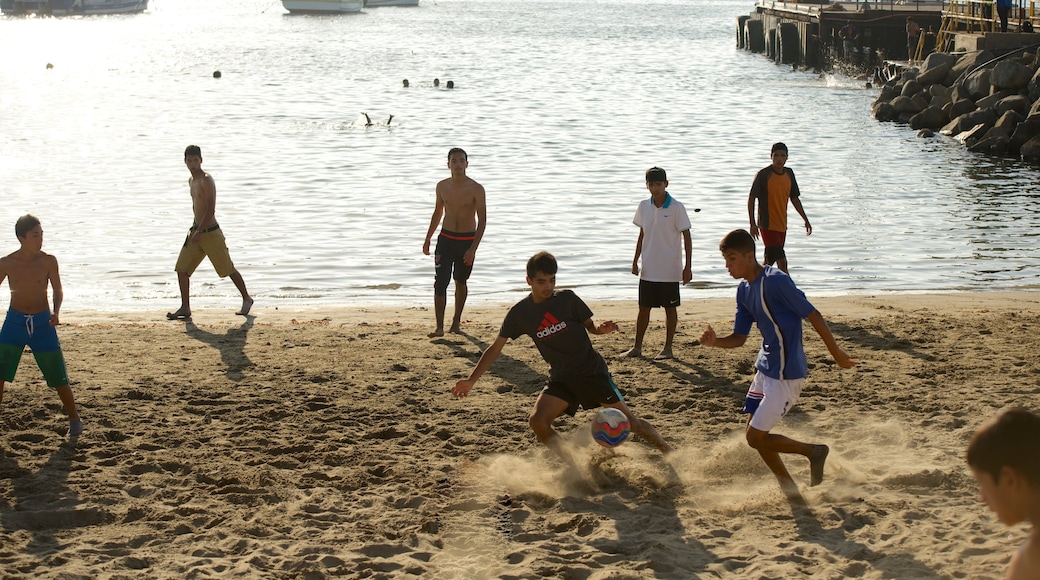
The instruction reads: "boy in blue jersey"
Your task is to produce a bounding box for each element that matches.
[700,229,856,494]
[452,251,672,468]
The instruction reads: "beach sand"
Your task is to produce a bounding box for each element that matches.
[1,291,1038,579]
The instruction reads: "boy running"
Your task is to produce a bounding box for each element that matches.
[700,229,856,495]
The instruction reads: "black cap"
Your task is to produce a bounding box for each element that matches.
[645,167,667,182]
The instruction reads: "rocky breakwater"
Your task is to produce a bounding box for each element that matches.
[872,48,1040,161]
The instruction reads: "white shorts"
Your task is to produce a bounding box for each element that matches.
[742,372,805,432]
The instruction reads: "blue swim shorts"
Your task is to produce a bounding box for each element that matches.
[0,309,70,389]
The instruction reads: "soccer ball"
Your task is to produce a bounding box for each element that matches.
[590,407,631,448]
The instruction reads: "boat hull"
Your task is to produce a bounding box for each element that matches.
[282,0,363,13]
[1,0,147,14]
[364,0,418,7]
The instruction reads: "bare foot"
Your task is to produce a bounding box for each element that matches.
[620,347,642,359]
[449,323,462,334]
[810,444,829,486]
[236,298,254,316]
[166,308,191,320]
[654,349,674,360]
[428,328,444,338]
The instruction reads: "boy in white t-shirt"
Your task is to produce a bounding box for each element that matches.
[621,167,692,360]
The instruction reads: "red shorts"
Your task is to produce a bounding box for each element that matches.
[760,228,787,248]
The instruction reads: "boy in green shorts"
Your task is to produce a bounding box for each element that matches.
[0,214,82,438]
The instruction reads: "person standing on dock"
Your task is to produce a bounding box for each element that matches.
[839,21,858,61]
[906,16,921,61]
[747,142,812,275]
[997,0,1013,32]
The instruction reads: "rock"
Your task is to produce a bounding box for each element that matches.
[917,128,935,138]
[990,60,1033,91]
[1028,98,1040,121]
[995,95,1031,117]
[910,105,947,130]
[963,68,992,100]
[959,123,991,147]
[872,101,898,122]
[948,50,996,86]
[1028,67,1040,101]
[928,83,953,108]
[995,109,1024,132]
[901,79,922,97]
[976,89,1013,110]
[891,95,925,115]
[1009,118,1040,155]
[877,84,901,103]
[948,97,977,120]
[942,108,997,136]
[1019,134,1040,161]
[917,53,959,85]
[968,134,1009,155]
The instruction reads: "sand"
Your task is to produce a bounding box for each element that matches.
[1,291,1039,579]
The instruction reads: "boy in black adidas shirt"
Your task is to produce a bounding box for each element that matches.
[452,251,672,465]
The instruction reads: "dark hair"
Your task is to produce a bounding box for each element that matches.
[719,229,756,254]
[771,142,788,154]
[447,147,467,161]
[185,145,202,158]
[526,251,558,278]
[968,407,1040,486]
[15,214,40,239]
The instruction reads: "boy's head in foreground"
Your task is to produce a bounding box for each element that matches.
[526,252,558,301]
[645,166,668,195]
[719,229,759,281]
[967,407,1040,527]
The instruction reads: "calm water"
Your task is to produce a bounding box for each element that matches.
[1,0,1038,312]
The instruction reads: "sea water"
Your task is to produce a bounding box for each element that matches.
[1,0,1038,312]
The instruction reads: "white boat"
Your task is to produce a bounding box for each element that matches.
[1,0,146,14]
[281,0,363,13]
[364,0,418,7]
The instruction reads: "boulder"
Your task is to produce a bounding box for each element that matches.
[877,84,901,103]
[968,134,1009,155]
[963,68,992,100]
[1009,118,1040,155]
[901,79,922,97]
[995,109,1024,132]
[917,52,958,85]
[996,95,1032,116]
[1028,66,1040,101]
[990,60,1033,91]
[976,89,1013,110]
[949,97,977,119]
[1019,134,1040,162]
[959,123,991,147]
[1028,98,1040,121]
[891,95,925,115]
[928,83,953,108]
[917,128,936,137]
[909,105,947,130]
[872,101,898,122]
[948,50,996,85]
[942,108,998,136]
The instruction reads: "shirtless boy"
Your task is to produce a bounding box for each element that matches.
[968,407,1040,580]
[0,215,82,438]
[167,145,253,320]
[422,147,487,337]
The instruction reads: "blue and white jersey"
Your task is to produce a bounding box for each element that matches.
[732,266,816,380]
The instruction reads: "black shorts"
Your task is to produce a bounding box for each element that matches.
[638,279,680,308]
[433,230,475,296]
[542,372,624,417]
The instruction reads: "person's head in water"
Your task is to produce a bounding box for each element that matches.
[184,145,202,159]
[446,80,454,89]
[433,78,440,87]
[402,79,409,87]
[447,147,467,162]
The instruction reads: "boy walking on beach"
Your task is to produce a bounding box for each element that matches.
[0,215,82,438]
[967,407,1040,580]
[748,142,812,274]
[423,148,486,337]
[622,166,692,361]
[167,145,253,321]
[699,229,856,495]
[452,252,672,469]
